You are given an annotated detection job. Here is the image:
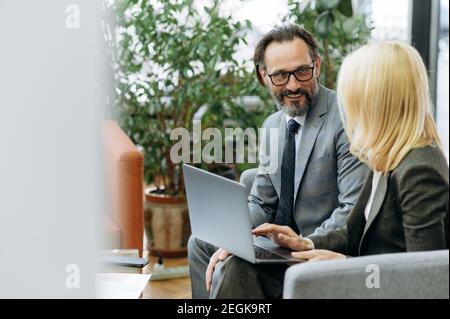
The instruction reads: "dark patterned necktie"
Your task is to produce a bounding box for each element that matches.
[275,119,300,233]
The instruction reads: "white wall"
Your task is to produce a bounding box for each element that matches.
[0,0,106,298]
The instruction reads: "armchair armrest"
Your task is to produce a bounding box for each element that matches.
[283,250,449,299]
[103,120,144,256]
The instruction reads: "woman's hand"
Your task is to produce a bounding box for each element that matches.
[291,249,346,262]
[252,223,314,251]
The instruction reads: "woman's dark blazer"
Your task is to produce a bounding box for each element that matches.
[309,145,449,256]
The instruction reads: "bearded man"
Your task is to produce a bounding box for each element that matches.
[188,23,368,299]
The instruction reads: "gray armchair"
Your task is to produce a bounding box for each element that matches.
[240,168,450,299]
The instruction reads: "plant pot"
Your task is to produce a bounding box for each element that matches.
[144,189,191,258]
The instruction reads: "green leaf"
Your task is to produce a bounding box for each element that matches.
[317,0,340,11]
[342,17,357,35]
[315,11,334,37]
[337,0,353,17]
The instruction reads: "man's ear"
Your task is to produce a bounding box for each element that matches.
[314,56,322,79]
[257,66,268,87]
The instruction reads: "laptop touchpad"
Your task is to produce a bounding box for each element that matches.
[253,235,294,258]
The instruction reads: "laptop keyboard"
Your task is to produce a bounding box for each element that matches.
[254,245,286,260]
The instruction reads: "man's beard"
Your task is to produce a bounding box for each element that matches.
[271,81,319,117]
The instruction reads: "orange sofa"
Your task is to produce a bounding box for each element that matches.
[102,120,144,257]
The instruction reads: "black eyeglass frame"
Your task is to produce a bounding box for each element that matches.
[263,61,316,86]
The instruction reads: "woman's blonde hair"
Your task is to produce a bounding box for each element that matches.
[337,40,442,174]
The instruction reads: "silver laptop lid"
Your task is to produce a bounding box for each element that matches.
[183,164,256,263]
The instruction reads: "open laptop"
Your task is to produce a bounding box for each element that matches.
[183,164,304,264]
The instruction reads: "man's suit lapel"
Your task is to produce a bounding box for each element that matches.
[293,87,328,204]
[270,86,329,198]
[271,115,286,196]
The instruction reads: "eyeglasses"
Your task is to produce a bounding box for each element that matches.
[264,62,315,86]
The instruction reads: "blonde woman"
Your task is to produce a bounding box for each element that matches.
[253,41,449,260]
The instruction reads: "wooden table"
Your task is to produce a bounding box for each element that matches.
[141,254,192,299]
[100,249,192,299]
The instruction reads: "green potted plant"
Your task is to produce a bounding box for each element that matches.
[199,81,273,180]
[109,0,268,256]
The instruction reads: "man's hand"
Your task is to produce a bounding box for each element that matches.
[291,249,346,262]
[252,223,314,251]
[206,248,230,292]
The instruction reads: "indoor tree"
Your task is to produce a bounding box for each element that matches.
[109,0,270,195]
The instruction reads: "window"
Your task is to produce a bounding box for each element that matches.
[367,0,412,41]
[436,0,449,154]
